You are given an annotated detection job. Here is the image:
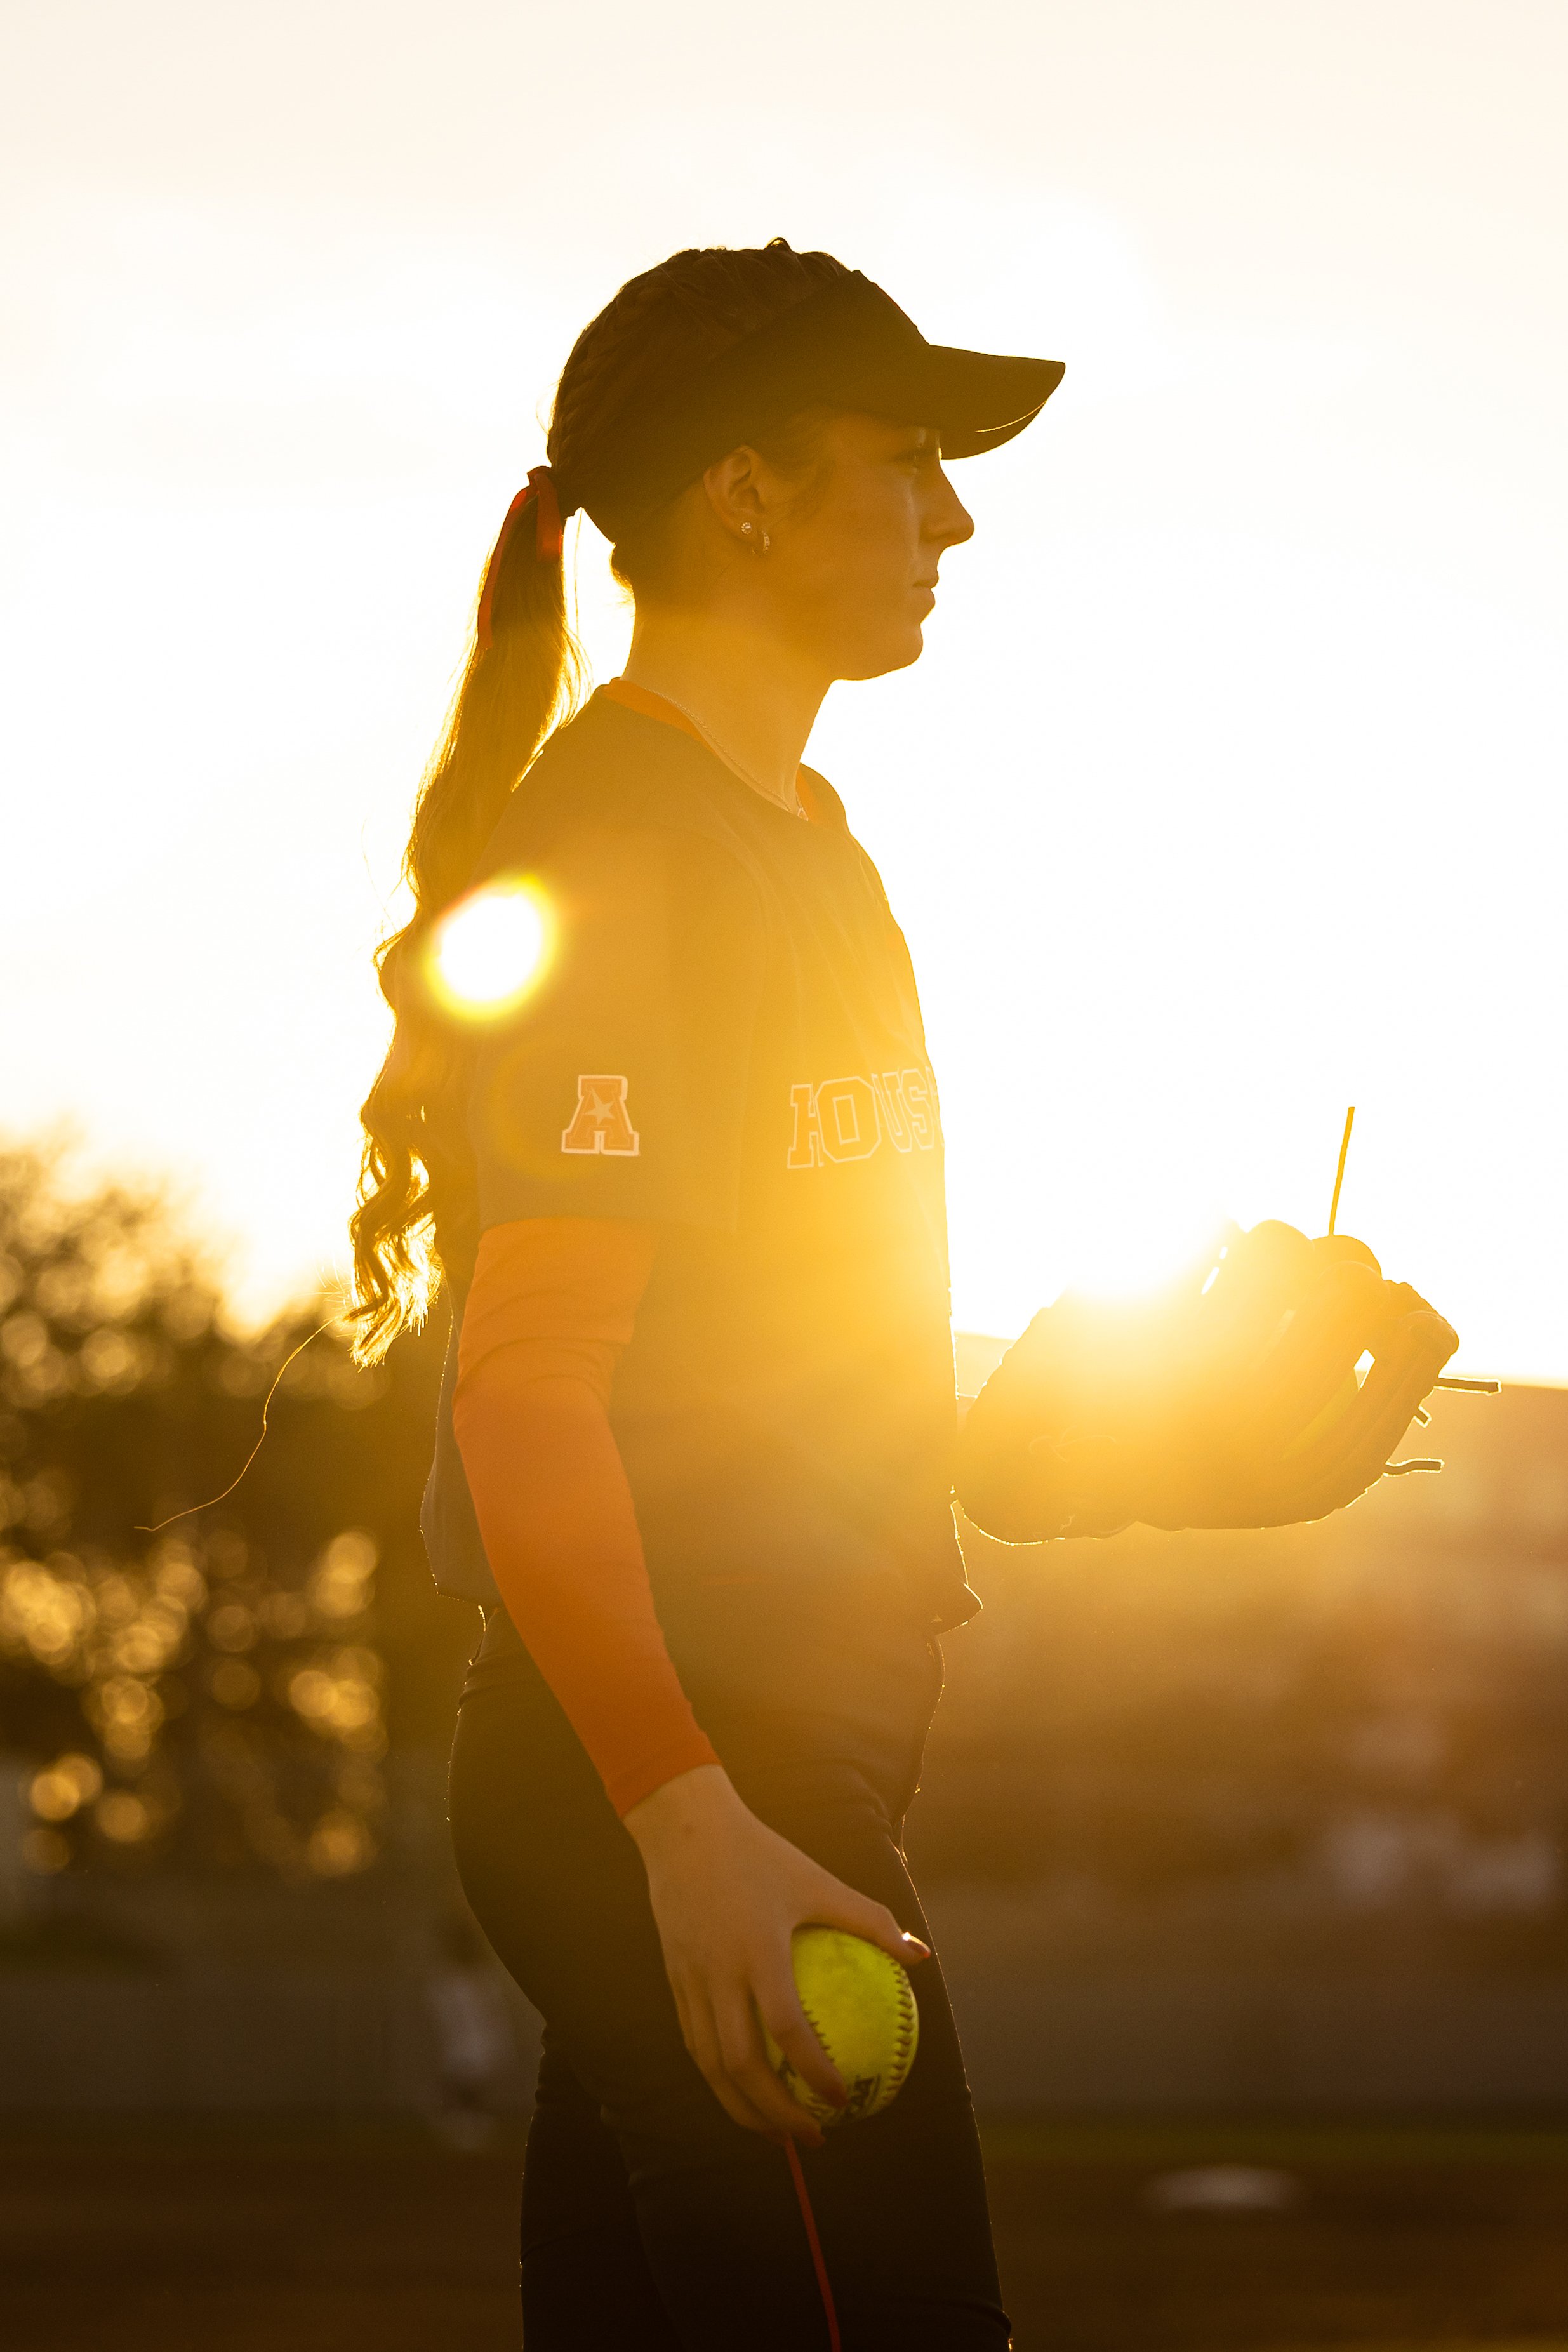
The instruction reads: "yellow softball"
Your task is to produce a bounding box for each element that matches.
[762,1925,920,2128]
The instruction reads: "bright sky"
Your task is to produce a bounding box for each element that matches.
[2,0,1564,1374]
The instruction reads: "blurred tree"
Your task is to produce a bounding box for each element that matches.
[0,1141,468,1889]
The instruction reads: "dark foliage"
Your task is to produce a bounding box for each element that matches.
[0,1143,470,1885]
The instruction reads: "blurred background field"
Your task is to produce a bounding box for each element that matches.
[6,2119,1568,2351]
[3,1141,1567,2345]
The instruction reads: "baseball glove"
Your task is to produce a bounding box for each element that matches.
[955,1221,1459,1541]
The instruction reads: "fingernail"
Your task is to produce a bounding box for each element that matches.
[903,1934,931,1960]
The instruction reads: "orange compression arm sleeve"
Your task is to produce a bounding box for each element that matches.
[451,1216,721,1817]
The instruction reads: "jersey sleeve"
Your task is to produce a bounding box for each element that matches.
[470,825,767,1234]
[453,1218,722,1816]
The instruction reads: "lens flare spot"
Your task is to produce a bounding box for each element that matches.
[94,1790,152,1844]
[307,1806,376,1877]
[30,1766,83,1822]
[427,878,550,1021]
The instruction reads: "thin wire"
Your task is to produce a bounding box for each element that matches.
[134,1315,340,1534]
[1327,1105,1355,1237]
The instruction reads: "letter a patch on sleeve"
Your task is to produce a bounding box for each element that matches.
[561,1074,641,1157]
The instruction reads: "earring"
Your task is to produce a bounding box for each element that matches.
[760,531,771,555]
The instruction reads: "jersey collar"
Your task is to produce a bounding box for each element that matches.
[595,678,844,832]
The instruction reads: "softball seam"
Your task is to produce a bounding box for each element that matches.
[796,1967,918,2115]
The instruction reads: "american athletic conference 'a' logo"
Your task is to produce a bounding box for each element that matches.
[787,1066,940,1169]
[561,1075,641,1157]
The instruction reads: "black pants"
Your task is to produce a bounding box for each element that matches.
[448,1616,1009,2349]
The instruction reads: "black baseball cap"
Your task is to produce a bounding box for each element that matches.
[556,269,1064,535]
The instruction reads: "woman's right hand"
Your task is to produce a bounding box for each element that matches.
[623,1763,929,2144]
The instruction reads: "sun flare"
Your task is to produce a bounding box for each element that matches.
[426,877,550,1022]
[1049,1202,1234,1303]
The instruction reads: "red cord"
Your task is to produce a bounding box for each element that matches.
[785,2137,842,2352]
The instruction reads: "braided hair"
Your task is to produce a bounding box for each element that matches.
[349,240,851,1364]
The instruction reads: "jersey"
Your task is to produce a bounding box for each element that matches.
[421,686,976,1659]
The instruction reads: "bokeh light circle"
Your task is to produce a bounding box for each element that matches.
[425,877,550,1023]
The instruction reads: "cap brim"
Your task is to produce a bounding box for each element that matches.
[846,344,1065,458]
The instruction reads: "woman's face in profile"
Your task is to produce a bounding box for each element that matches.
[769,413,975,682]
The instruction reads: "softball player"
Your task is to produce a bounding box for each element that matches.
[353,239,1063,2347]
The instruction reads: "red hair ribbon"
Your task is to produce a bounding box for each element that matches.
[475,465,565,651]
